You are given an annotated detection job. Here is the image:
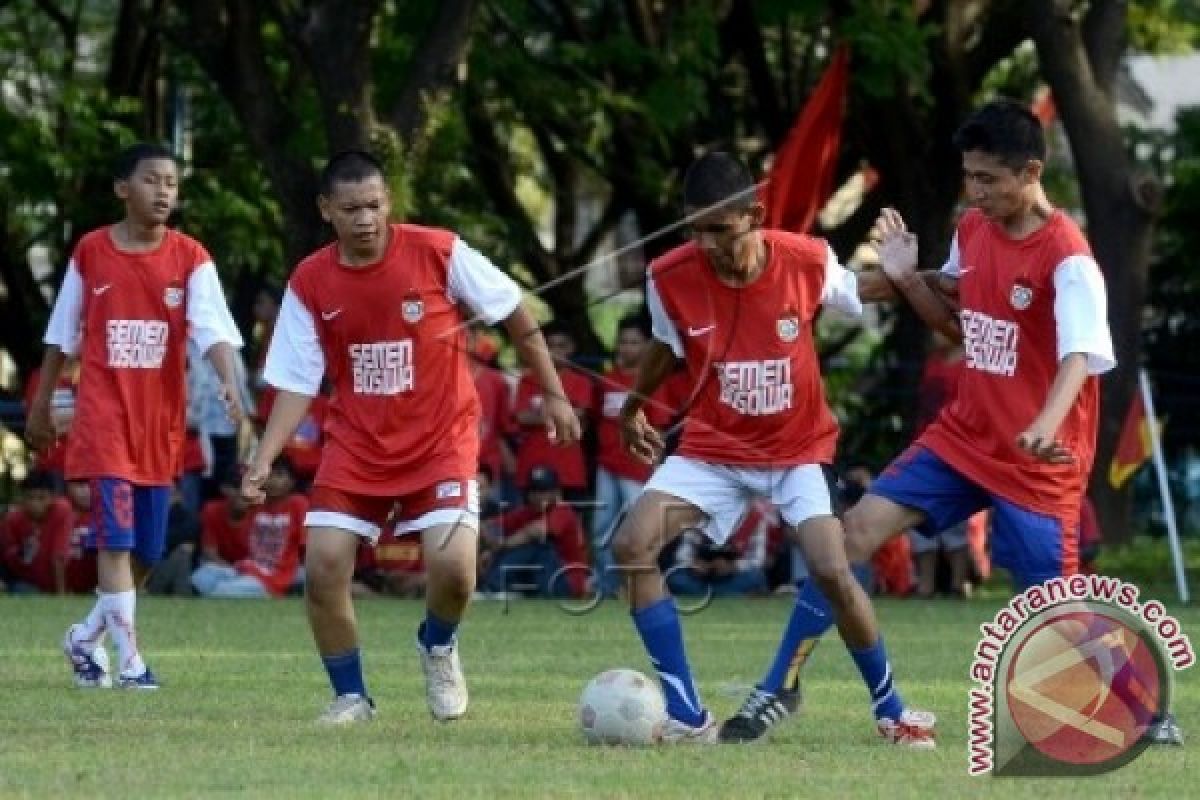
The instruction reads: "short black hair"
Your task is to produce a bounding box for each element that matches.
[21,470,56,493]
[114,143,176,181]
[682,152,757,212]
[952,100,1046,170]
[319,150,386,196]
[616,310,650,338]
[541,320,574,341]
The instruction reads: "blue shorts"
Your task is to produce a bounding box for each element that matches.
[870,446,1079,590]
[85,478,172,565]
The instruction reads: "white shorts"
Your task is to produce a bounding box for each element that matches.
[642,455,834,545]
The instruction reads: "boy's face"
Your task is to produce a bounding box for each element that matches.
[546,332,575,363]
[318,175,391,257]
[615,328,647,369]
[686,203,764,277]
[22,488,54,520]
[961,150,1040,221]
[115,157,178,226]
[264,466,294,499]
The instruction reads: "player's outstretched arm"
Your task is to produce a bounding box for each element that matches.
[502,304,582,446]
[873,208,963,341]
[25,347,68,451]
[204,341,246,425]
[618,339,677,465]
[1016,352,1090,464]
[243,390,313,503]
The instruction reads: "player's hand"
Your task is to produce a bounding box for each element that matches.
[873,208,919,284]
[620,409,665,465]
[241,460,270,504]
[543,394,582,446]
[218,381,245,425]
[1016,421,1076,464]
[24,400,57,452]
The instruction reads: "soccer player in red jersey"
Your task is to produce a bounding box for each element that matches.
[614,152,933,746]
[27,143,245,689]
[242,151,580,725]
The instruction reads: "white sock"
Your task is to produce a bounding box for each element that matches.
[71,592,110,652]
[103,590,146,676]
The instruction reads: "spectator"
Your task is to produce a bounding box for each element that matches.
[665,498,772,597]
[355,527,425,598]
[480,465,589,597]
[195,467,252,571]
[250,282,283,388]
[256,386,327,490]
[512,323,592,503]
[145,485,203,596]
[187,339,255,503]
[0,471,92,594]
[470,326,516,499]
[591,313,671,596]
[193,457,306,598]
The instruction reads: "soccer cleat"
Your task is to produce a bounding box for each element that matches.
[317,693,376,725]
[718,687,796,743]
[117,668,160,690]
[62,625,111,689]
[661,710,719,745]
[1146,712,1185,746]
[877,708,937,749]
[416,639,469,721]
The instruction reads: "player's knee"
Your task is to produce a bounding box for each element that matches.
[433,561,475,604]
[611,525,653,567]
[305,548,346,590]
[842,505,877,563]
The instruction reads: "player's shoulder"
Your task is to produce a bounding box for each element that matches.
[1043,211,1092,260]
[289,242,339,289]
[165,229,213,268]
[764,229,828,261]
[396,223,456,255]
[954,207,989,242]
[648,241,702,283]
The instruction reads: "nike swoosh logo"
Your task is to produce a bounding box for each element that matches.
[321,309,342,321]
[687,324,715,337]
[957,267,973,277]
[93,284,112,295]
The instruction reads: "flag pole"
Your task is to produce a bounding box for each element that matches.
[1140,369,1189,604]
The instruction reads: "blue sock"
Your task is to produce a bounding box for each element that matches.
[759,578,836,693]
[850,638,904,721]
[418,611,459,650]
[321,648,367,698]
[632,597,704,726]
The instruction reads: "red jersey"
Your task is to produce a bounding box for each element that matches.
[513,368,592,489]
[648,231,852,466]
[236,494,307,595]
[594,367,674,482]
[0,499,91,592]
[473,365,512,481]
[44,227,242,485]
[265,224,520,496]
[200,498,251,564]
[501,502,588,595]
[918,210,1105,521]
[915,351,964,434]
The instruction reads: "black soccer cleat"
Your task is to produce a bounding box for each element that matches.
[1146,712,1185,746]
[718,687,797,743]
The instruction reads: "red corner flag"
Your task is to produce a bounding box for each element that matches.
[1109,391,1158,488]
[761,45,850,233]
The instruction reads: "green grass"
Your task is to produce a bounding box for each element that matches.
[1,594,1196,798]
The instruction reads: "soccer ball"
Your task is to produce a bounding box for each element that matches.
[578,668,667,746]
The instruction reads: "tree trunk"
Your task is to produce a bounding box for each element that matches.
[1025,0,1159,545]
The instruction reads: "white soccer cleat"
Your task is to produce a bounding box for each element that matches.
[62,625,111,689]
[317,693,376,725]
[661,710,719,745]
[877,708,937,749]
[416,639,469,721]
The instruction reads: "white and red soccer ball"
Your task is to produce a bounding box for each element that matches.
[578,668,667,746]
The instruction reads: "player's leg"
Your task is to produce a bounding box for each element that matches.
[404,476,481,721]
[63,477,136,688]
[304,487,392,724]
[612,456,737,743]
[417,517,477,721]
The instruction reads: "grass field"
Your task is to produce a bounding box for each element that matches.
[1,592,1196,798]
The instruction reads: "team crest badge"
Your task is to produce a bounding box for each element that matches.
[1010,283,1034,311]
[164,287,184,308]
[777,315,800,343]
[402,296,424,323]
